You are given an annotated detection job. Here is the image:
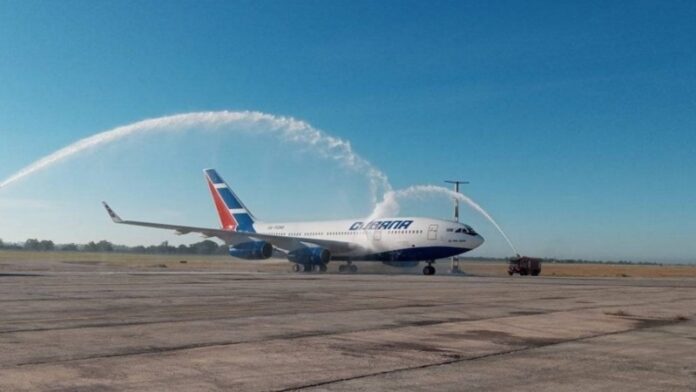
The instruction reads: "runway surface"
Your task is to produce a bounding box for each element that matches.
[1,260,695,391]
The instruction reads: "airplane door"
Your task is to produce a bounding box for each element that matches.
[427,224,438,240]
[373,229,382,241]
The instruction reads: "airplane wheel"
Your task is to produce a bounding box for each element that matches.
[312,264,323,273]
[292,264,301,273]
[349,264,358,273]
[319,264,327,272]
[423,265,435,275]
[338,265,346,273]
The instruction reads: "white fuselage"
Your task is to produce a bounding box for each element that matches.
[105,169,487,273]
[253,216,484,262]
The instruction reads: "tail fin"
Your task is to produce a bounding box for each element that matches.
[203,169,256,232]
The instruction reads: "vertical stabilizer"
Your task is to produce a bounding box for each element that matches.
[203,169,256,232]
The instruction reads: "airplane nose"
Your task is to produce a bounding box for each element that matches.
[474,234,485,248]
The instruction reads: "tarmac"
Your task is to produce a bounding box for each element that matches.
[1,259,695,391]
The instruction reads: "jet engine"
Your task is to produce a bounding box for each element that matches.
[287,247,331,265]
[229,241,273,260]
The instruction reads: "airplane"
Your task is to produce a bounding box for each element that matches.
[102,169,484,275]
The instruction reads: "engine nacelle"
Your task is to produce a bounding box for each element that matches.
[382,261,419,268]
[229,241,273,260]
[288,247,331,265]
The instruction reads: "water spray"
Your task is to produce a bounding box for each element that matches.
[0,110,392,202]
[0,110,517,255]
[369,185,519,255]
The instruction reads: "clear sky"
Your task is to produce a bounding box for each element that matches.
[0,1,694,262]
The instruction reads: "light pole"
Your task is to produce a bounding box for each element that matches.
[444,180,469,274]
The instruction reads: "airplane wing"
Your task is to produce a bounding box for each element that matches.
[102,202,359,254]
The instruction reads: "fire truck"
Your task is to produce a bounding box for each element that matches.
[508,255,542,276]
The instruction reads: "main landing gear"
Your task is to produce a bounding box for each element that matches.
[292,263,327,273]
[338,262,358,274]
[422,261,436,276]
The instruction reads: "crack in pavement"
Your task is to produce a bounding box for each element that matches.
[272,317,690,392]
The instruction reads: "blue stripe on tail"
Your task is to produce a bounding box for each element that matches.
[233,213,255,232]
[205,169,225,184]
[217,188,243,209]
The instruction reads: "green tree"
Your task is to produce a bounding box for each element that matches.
[84,241,99,252]
[38,240,55,251]
[214,243,228,255]
[24,238,40,251]
[190,240,220,255]
[61,243,79,251]
[155,241,175,254]
[96,240,114,252]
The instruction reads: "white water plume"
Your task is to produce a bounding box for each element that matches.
[370,185,519,255]
[1,110,519,255]
[0,111,392,202]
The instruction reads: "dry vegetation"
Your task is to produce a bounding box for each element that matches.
[535,262,696,278]
[1,250,695,277]
[460,259,696,278]
[0,250,288,273]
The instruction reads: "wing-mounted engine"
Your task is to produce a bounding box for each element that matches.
[287,247,331,265]
[229,241,273,260]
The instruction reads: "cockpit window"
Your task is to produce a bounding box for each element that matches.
[446,228,454,232]
[455,228,462,233]
[463,225,478,235]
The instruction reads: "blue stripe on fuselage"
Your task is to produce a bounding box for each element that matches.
[333,246,471,262]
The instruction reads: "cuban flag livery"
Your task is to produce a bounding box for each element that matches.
[103,168,484,275]
[204,169,256,232]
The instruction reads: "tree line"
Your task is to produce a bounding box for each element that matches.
[0,238,228,255]
[460,256,663,266]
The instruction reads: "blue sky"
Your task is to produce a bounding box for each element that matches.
[0,1,694,262]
